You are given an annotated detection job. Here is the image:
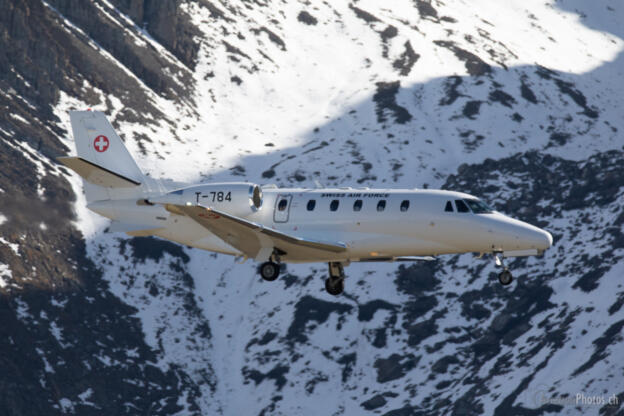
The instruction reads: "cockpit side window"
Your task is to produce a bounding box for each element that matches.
[464,199,493,214]
[455,199,470,213]
[445,201,454,212]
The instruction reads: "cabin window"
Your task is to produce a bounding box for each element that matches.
[455,199,470,213]
[353,199,363,212]
[445,201,454,212]
[330,200,339,211]
[377,200,386,212]
[307,199,316,211]
[400,200,410,212]
[278,199,288,211]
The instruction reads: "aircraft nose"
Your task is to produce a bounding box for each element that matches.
[506,219,553,251]
[536,229,553,250]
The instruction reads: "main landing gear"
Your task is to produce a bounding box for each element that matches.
[494,252,513,286]
[259,261,280,281]
[259,250,285,282]
[325,262,345,296]
[258,255,347,296]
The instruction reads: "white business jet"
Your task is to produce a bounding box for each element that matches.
[58,111,552,295]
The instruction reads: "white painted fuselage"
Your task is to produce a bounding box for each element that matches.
[89,185,553,263]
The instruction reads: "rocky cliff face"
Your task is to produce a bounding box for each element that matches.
[0,0,203,414]
[1,0,623,415]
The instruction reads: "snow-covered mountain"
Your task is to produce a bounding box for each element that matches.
[1,0,623,414]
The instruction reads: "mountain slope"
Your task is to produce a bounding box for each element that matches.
[1,0,623,414]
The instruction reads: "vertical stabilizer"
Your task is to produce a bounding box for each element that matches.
[66,111,145,202]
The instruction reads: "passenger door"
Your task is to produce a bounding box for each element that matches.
[273,194,292,223]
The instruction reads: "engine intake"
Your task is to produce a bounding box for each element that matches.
[250,184,263,211]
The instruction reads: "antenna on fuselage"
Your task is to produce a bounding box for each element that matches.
[314,180,325,189]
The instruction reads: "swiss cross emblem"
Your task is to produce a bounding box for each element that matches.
[199,212,220,219]
[94,135,109,152]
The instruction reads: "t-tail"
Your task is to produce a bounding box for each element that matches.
[58,111,146,203]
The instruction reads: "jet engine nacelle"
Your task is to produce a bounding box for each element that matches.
[150,182,263,217]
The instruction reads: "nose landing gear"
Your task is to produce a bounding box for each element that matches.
[498,268,513,285]
[325,262,345,296]
[494,252,513,286]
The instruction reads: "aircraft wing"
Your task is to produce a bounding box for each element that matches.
[108,220,165,237]
[168,204,347,260]
[357,256,436,262]
[394,256,436,261]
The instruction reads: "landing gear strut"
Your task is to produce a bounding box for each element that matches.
[325,262,345,296]
[494,252,513,286]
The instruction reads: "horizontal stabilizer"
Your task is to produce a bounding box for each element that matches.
[58,156,141,188]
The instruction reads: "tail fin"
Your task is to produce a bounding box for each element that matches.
[59,111,145,202]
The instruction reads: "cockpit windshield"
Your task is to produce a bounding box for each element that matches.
[464,199,494,214]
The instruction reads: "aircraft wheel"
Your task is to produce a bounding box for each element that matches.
[259,261,280,281]
[498,269,513,286]
[325,277,344,296]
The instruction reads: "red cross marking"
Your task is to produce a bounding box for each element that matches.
[199,212,220,219]
[94,135,110,152]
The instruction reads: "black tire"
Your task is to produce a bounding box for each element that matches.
[259,262,280,281]
[325,277,344,296]
[498,269,513,286]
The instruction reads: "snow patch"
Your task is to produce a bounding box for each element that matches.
[78,388,93,402]
[36,348,55,374]
[77,388,98,408]
[50,321,70,348]
[0,263,11,288]
[50,297,68,308]
[58,398,74,413]
[10,113,29,124]
[15,298,30,320]
[0,237,20,256]
[2,139,63,201]
[96,354,114,366]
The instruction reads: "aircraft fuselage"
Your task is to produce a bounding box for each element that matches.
[89,186,552,263]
